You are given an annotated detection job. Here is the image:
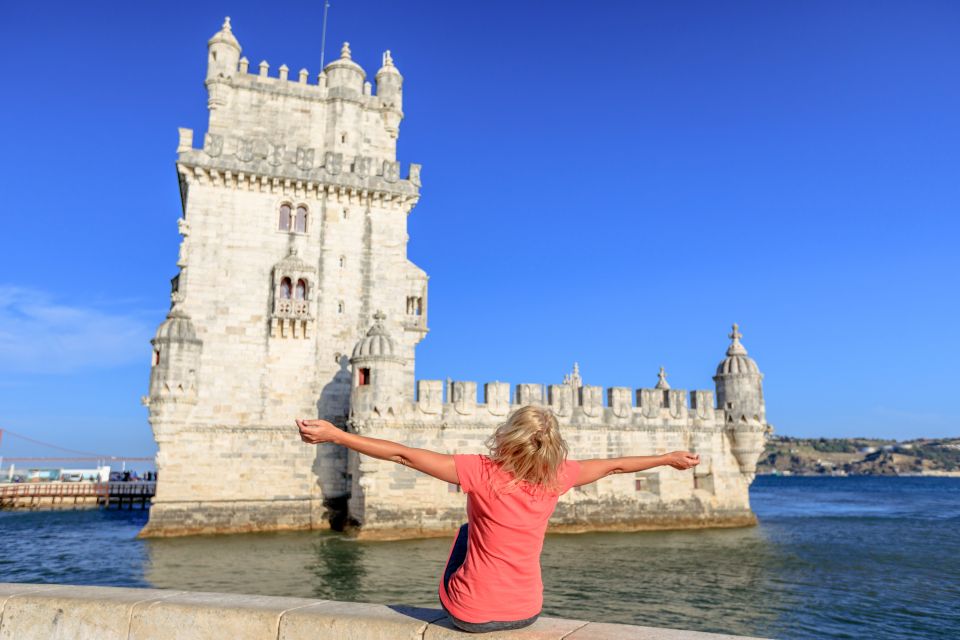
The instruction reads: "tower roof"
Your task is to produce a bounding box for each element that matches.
[376,50,401,77]
[324,41,366,78]
[153,299,201,345]
[715,324,760,375]
[208,16,241,50]
[351,310,397,360]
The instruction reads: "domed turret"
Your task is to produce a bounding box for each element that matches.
[206,17,241,82]
[375,50,403,137]
[352,313,398,360]
[324,42,366,96]
[148,300,203,406]
[716,325,761,376]
[714,324,767,475]
[349,311,406,417]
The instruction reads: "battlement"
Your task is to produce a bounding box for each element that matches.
[395,379,722,425]
[175,127,422,202]
[221,54,392,105]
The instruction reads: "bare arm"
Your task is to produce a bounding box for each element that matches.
[296,419,458,485]
[573,452,700,487]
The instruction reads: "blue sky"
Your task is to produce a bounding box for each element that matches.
[1,1,957,461]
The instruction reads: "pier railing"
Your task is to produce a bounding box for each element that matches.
[0,481,155,510]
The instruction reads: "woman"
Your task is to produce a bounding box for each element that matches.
[297,405,700,633]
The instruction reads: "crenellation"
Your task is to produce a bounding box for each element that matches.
[516,383,544,406]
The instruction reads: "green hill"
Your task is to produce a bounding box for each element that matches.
[757,436,960,476]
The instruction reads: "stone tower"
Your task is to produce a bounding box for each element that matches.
[713,324,767,476]
[141,18,427,537]
[143,17,771,540]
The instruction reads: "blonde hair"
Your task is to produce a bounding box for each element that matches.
[484,405,569,497]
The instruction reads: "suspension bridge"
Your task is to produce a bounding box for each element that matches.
[0,427,156,510]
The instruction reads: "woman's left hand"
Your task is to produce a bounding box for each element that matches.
[296,419,340,444]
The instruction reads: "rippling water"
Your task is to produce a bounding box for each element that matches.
[1,476,958,639]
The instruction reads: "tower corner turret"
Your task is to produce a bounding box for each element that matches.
[714,323,767,476]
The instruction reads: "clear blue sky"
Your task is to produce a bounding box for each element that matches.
[1,1,957,460]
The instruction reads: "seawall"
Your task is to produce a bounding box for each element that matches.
[0,583,768,639]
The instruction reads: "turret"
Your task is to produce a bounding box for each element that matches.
[375,50,403,137]
[324,42,366,97]
[714,324,767,475]
[147,297,203,410]
[206,17,241,82]
[349,311,406,417]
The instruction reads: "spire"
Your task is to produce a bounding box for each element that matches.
[726,323,748,356]
[383,50,394,67]
[562,362,583,388]
[655,367,670,390]
[372,309,386,324]
[340,42,352,59]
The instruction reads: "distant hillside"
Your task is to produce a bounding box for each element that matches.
[757,436,960,476]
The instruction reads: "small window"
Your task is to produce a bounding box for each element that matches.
[635,478,644,491]
[339,256,345,269]
[693,475,700,490]
[280,277,292,299]
[359,367,370,386]
[295,279,307,300]
[152,349,160,367]
[294,205,307,233]
[406,296,423,316]
[340,133,347,144]
[279,204,291,231]
[337,301,344,314]
[342,208,348,219]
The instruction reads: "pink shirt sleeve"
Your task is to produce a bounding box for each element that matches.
[559,459,582,495]
[454,454,482,493]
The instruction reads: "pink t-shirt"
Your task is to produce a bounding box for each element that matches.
[438,454,581,623]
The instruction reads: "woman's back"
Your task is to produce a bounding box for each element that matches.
[438,453,581,623]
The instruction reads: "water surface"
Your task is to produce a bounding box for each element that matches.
[1,476,957,639]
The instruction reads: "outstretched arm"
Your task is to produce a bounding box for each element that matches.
[297,419,458,485]
[573,452,700,487]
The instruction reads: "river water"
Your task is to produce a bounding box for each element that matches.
[1,476,957,639]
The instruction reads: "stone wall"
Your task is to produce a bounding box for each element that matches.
[0,583,766,639]
[346,390,758,539]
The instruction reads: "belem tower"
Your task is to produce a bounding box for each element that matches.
[140,18,772,539]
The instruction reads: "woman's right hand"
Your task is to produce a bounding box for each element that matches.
[664,451,701,470]
[296,419,341,445]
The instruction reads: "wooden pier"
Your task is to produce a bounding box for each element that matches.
[0,481,156,510]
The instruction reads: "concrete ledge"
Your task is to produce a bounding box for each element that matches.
[0,583,768,639]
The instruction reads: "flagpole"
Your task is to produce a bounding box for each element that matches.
[320,0,331,71]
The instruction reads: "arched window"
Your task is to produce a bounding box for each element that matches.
[295,279,307,300]
[294,205,308,233]
[280,277,292,299]
[278,204,291,231]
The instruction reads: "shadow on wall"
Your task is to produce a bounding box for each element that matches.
[314,355,355,531]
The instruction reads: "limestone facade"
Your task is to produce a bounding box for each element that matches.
[141,18,770,539]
